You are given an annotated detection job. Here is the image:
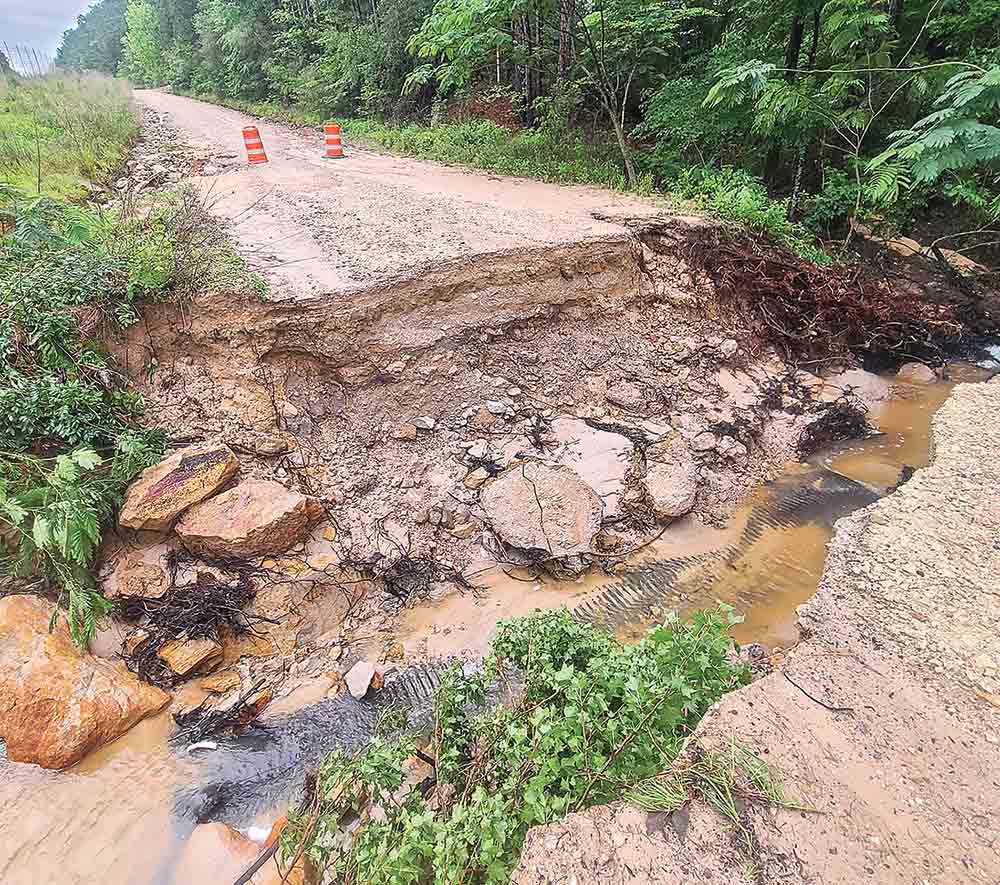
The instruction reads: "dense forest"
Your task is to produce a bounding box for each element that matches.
[56,1,1000,251]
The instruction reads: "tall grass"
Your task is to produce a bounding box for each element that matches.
[0,73,136,200]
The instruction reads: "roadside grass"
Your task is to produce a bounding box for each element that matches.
[0,73,136,200]
[178,91,647,192]
[629,737,815,880]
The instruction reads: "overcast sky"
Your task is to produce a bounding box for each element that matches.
[2,0,94,58]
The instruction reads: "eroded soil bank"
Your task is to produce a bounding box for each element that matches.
[514,377,1000,885]
[3,99,998,885]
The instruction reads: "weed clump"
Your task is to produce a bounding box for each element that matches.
[278,606,749,884]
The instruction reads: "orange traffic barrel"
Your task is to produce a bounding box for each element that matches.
[242,126,268,165]
[323,123,346,159]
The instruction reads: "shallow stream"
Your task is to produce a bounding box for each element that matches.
[0,367,990,885]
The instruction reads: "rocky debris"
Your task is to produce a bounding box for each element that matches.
[715,435,749,464]
[344,660,378,699]
[514,802,747,885]
[463,467,491,489]
[412,416,436,431]
[821,367,891,410]
[606,379,645,410]
[480,461,603,561]
[393,423,419,441]
[175,479,324,558]
[643,440,698,520]
[119,440,239,531]
[103,540,173,599]
[549,418,633,518]
[896,361,936,384]
[200,670,241,693]
[0,595,170,769]
[158,637,223,677]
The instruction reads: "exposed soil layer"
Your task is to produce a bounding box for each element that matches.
[513,377,1000,885]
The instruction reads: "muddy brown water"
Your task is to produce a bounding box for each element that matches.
[0,372,984,885]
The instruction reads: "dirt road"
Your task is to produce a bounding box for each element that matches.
[135,90,663,301]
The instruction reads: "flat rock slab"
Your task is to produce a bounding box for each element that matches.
[175,479,323,558]
[549,418,633,519]
[119,441,239,531]
[158,637,223,677]
[481,461,603,558]
[0,595,170,769]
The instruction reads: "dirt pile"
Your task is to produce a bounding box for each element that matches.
[513,377,1000,885]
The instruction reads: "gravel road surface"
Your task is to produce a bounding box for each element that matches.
[135,90,664,301]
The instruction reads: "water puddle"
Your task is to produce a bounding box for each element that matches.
[1,367,990,885]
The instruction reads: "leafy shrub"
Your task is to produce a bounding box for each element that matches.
[670,165,829,262]
[344,118,635,190]
[0,186,236,643]
[281,606,749,883]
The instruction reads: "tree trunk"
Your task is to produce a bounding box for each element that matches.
[784,13,805,80]
[558,0,575,79]
[889,0,904,29]
[807,7,821,70]
[599,92,636,189]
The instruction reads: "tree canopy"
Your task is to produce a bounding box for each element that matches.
[56,0,1000,247]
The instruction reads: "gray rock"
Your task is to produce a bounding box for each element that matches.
[896,362,936,384]
[606,380,645,410]
[485,400,509,415]
[691,431,717,452]
[344,661,377,699]
[413,416,436,431]
[718,339,739,358]
[467,440,489,460]
[549,417,633,519]
[480,461,603,558]
[644,440,699,520]
[821,368,891,409]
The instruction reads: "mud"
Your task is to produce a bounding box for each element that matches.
[514,376,1000,885]
[4,93,995,885]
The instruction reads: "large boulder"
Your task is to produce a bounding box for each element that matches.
[0,595,170,769]
[175,479,324,558]
[119,441,239,531]
[820,368,891,411]
[481,461,603,558]
[549,418,633,519]
[643,439,699,520]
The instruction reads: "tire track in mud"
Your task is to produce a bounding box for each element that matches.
[177,465,878,831]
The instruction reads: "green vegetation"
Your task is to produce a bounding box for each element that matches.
[629,738,813,880]
[59,0,1000,262]
[279,606,750,883]
[0,73,136,200]
[0,190,167,644]
[0,72,260,645]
